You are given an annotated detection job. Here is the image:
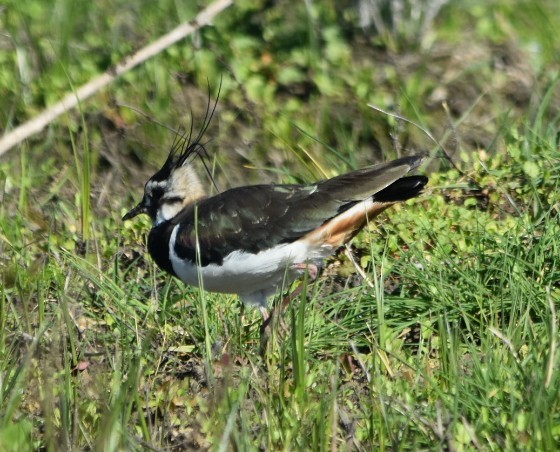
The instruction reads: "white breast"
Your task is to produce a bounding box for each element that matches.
[168,225,332,307]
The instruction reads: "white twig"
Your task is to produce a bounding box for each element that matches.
[545,286,557,389]
[0,0,233,157]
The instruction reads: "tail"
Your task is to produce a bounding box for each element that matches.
[374,175,428,202]
[318,155,426,203]
[303,156,427,247]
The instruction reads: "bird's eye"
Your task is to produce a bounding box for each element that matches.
[145,180,166,200]
[150,186,165,199]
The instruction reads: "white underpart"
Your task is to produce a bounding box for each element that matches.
[168,225,334,307]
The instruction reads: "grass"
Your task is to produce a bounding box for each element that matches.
[1,0,560,450]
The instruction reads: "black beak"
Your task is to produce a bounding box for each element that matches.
[122,200,147,221]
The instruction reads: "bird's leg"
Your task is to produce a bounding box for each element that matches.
[260,263,319,352]
[276,261,318,314]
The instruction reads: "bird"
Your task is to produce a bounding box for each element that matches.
[122,124,428,327]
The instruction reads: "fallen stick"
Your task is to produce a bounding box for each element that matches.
[0,0,233,157]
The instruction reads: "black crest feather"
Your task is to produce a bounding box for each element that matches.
[150,80,221,189]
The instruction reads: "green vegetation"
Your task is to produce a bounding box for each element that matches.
[1,0,559,449]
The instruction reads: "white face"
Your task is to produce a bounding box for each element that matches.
[155,201,183,225]
[144,165,205,225]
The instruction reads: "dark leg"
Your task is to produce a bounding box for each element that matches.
[259,263,319,353]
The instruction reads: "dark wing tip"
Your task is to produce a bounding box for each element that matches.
[374,175,428,202]
[389,154,426,171]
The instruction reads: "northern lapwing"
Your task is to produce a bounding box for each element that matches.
[123,122,428,333]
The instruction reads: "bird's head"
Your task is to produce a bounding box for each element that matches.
[123,96,218,226]
[122,158,205,225]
